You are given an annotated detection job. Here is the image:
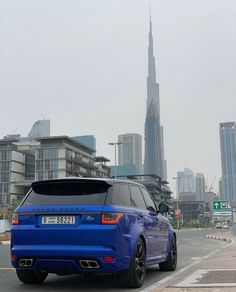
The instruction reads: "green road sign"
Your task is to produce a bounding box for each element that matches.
[213,200,228,210]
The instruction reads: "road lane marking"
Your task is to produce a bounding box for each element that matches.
[142,240,233,292]
[0,268,14,270]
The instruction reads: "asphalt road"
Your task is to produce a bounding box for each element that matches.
[0,229,229,292]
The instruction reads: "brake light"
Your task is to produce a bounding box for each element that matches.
[101,213,123,224]
[12,213,19,225]
[11,255,17,260]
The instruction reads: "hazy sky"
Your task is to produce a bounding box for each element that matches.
[1,0,236,192]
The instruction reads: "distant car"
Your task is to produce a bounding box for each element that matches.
[11,178,177,288]
[215,222,222,229]
[222,223,229,229]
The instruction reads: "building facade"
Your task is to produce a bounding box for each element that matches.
[28,119,50,138]
[219,122,236,203]
[144,17,166,180]
[196,173,205,201]
[177,168,196,196]
[0,136,110,206]
[118,133,142,175]
[72,135,96,152]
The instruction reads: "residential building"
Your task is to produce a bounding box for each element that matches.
[72,135,96,152]
[219,122,236,203]
[28,119,50,138]
[110,164,138,178]
[0,136,110,206]
[144,16,166,179]
[118,133,142,175]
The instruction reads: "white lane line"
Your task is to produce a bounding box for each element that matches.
[142,240,233,292]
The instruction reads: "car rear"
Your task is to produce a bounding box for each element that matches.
[11,178,132,277]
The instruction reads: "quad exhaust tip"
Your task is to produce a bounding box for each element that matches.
[18,259,33,267]
[79,260,100,269]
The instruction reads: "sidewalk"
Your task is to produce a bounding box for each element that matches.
[146,231,236,292]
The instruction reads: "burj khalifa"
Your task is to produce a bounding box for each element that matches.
[144,16,166,180]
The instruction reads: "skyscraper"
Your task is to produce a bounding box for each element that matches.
[144,16,165,179]
[177,168,196,195]
[196,173,205,201]
[28,119,50,138]
[219,122,236,203]
[118,133,142,174]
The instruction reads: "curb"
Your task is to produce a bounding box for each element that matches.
[0,241,10,245]
[206,234,232,243]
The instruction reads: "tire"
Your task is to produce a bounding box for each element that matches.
[159,236,177,271]
[16,269,48,284]
[119,238,146,288]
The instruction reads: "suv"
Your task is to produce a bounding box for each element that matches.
[11,178,177,288]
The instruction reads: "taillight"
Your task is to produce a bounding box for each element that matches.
[101,213,123,224]
[12,213,19,225]
[11,255,17,260]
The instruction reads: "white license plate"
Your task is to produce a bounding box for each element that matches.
[42,216,75,224]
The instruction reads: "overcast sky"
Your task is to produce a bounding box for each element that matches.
[1,0,236,192]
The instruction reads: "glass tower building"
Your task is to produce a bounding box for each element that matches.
[196,173,205,201]
[28,119,50,138]
[118,133,142,175]
[219,122,236,204]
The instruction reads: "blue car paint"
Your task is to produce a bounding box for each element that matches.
[11,179,176,276]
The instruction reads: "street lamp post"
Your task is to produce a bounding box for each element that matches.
[108,142,122,178]
[173,177,180,230]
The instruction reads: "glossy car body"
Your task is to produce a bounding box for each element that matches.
[11,178,177,288]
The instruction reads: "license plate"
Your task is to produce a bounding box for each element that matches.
[42,216,75,224]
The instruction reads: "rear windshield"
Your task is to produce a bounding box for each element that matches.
[22,181,110,206]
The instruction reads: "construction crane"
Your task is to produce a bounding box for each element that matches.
[209,176,216,192]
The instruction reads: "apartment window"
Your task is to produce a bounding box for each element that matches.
[0,173,9,182]
[2,162,10,171]
[1,150,8,161]
[3,184,9,193]
[36,160,43,170]
[38,149,43,159]
[45,160,50,170]
[37,171,43,181]
[48,170,53,179]
[66,149,73,159]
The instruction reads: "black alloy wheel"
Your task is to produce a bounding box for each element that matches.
[119,238,146,288]
[159,236,177,271]
[135,239,146,282]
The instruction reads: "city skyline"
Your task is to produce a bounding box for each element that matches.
[1,0,236,192]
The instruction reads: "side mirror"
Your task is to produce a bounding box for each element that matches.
[158,202,169,214]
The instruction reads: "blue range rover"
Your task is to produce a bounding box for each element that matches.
[11,178,177,288]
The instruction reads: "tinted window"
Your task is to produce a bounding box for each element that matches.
[110,183,132,207]
[141,188,156,211]
[130,185,146,210]
[22,182,109,206]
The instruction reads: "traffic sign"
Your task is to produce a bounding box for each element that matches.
[175,209,181,220]
[213,200,228,210]
[213,211,231,216]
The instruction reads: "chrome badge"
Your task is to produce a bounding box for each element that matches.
[87,216,95,222]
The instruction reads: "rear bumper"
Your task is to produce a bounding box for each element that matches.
[11,245,131,273]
